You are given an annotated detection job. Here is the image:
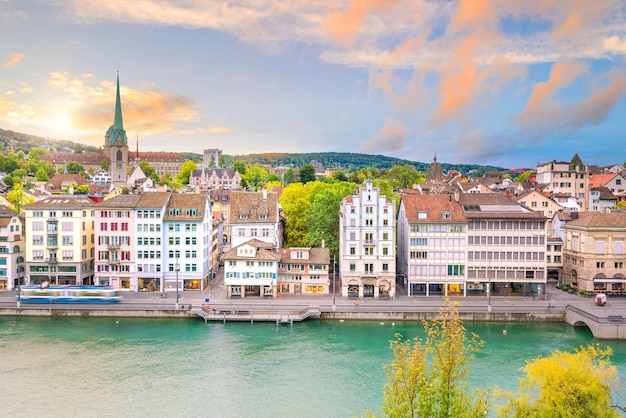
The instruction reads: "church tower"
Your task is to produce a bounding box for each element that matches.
[104,72,129,187]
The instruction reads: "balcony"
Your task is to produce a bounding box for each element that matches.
[107,243,120,250]
[108,259,120,265]
[363,239,376,246]
[46,258,58,264]
[47,242,58,249]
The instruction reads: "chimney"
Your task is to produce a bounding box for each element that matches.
[262,189,267,200]
[321,238,325,248]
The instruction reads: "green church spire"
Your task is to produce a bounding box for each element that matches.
[114,71,124,131]
[107,71,127,145]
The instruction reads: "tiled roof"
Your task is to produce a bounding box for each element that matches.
[137,192,171,208]
[24,196,95,209]
[137,152,185,162]
[38,153,109,165]
[566,213,626,229]
[401,193,466,223]
[46,174,90,189]
[228,191,278,224]
[589,173,618,188]
[164,193,209,220]
[221,246,282,262]
[96,195,143,207]
[458,192,519,207]
[278,247,330,265]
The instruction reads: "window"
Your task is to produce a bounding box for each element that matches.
[596,262,605,268]
[350,263,355,271]
[350,247,355,255]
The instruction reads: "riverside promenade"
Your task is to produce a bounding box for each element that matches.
[1,280,625,339]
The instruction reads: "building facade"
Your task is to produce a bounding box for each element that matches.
[397,193,467,297]
[536,154,589,211]
[222,239,280,298]
[227,190,281,251]
[0,205,25,291]
[23,196,95,286]
[562,213,626,294]
[277,246,330,295]
[163,193,212,292]
[339,180,396,299]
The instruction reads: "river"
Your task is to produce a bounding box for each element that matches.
[1,317,625,417]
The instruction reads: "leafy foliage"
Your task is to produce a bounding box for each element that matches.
[497,345,619,418]
[378,300,488,418]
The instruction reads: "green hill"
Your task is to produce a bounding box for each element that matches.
[0,128,506,176]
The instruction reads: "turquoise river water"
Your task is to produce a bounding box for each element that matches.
[1,317,625,418]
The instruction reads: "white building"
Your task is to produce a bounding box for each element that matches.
[227,190,281,251]
[222,239,280,298]
[339,180,396,299]
[397,192,468,296]
[163,193,212,292]
[134,192,171,291]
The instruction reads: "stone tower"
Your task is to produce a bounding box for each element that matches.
[104,72,129,187]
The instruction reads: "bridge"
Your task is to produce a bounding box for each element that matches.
[565,305,626,339]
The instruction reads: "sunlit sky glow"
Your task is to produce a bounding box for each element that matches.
[1,0,625,168]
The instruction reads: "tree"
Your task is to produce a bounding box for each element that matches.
[284,168,295,185]
[175,160,198,185]
[66,161,86,176]
[299,164,316,184]
[243,165,270,190]
[6,183,34,214]
[75,184,89,194]
[219,155,226,168]
[101,158,109,171]
[304,182,356,260]
[383,164,424,189]
[28,147,49,162]
[35,167,49,182]
[74,143,83,154]
[333,171,347,182]
[232,160,247,175]
[377,300,488,418]
[497,345,619,418]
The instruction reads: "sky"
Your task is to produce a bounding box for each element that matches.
[1,0,625,169]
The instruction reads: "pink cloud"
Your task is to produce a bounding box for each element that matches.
[326,0,395,47]
[3,53,25,68]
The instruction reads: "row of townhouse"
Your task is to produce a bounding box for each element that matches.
[220,240,331,298]
[20,193,214,292]
[342,180,625,300]
[338,180,547,300]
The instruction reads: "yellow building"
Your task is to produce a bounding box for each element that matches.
[23,196,95,285]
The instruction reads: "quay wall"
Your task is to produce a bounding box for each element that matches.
[320,311,565,322]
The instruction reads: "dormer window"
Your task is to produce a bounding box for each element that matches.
[441,211,451,220]
[418,212,427,219]
[258,214,267,220]
[239,214,249,220]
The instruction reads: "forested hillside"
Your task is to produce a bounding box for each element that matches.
[0,127,506,175]
[0,128,102,154]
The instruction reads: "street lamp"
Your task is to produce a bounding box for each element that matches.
[16,249,22,309]
[175,252,180,310]
[332,255,336,311]
[487,255,492,313]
